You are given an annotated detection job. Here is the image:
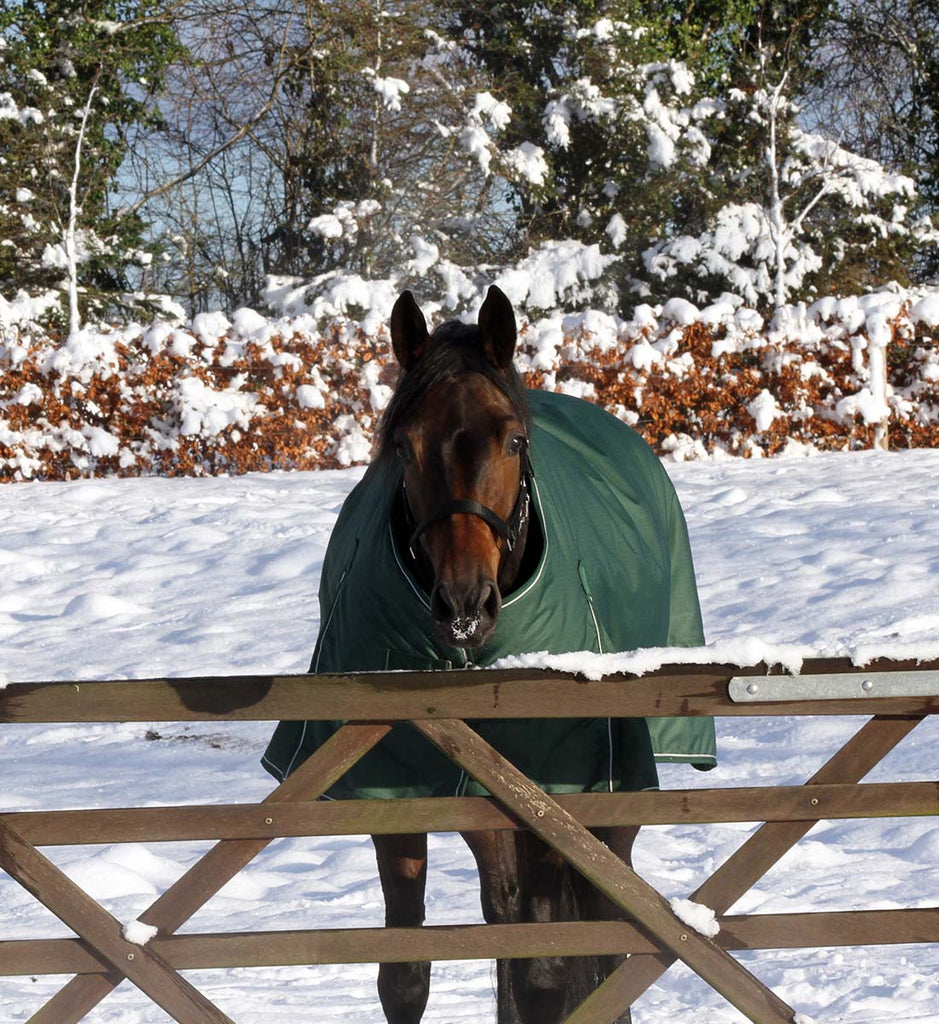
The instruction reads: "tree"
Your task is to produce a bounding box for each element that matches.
[268,0,512,278]
[132,0,517,312]
[456,3,720,257]
[642,28,936,309]
[0,1,184,324]
[450,2,852,309]
[805,0,939,274]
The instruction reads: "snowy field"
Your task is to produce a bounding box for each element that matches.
[0,447,937,1023]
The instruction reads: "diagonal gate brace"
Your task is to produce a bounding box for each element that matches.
[0,817,232,1024]
[413,717,797,1024]
[24,721,391,1024]
[564,713,926,1024]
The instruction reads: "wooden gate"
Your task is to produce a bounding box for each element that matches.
[1,657,937,1023]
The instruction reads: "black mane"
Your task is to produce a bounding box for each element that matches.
[376,320,531,463]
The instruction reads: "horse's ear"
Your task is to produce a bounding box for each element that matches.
[390,290,429,370]
[477,285,517,369]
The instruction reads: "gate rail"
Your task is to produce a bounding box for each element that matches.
[1,656,937,1024]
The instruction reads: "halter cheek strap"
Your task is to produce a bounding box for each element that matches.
[406,448,531,560]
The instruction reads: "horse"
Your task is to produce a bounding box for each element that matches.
[263,285,715,1023]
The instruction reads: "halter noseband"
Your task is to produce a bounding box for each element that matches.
[406,446,531,561]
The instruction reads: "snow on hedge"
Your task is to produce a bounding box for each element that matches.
[0,283,937,482]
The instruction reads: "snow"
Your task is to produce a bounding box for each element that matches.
[835,388,890,427]
[372,75,410,113]
[669,897,720,938]
[0,449,937,1022]
[647,121,676,170]
[460,124,493,175]
[296,383,325,410]
[262,271,399,335]
[577,17,618,42]
[492,640,810,680]
[330,414,372,466]
[670,63,695,97]
[746,388,784,433]
[230,307,269,340]
[122,919,159,946]
[456,91,514,178]
[191,311,231,346]
[172,377,259,438]
[606,212,628,249]
[911,294,939,328]
[0,87,43,125]
[661,297,699,326]
[503,142,550,187]
[307,213,346,239]
[493,240,613,311]
[471,92,512,131]
[11,382,41,406]
[81,424,120,458]
[543,97,572,148]
[407,235,440,276]
[0,288,60,328]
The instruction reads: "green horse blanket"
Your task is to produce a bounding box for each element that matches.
[263,390,716,797]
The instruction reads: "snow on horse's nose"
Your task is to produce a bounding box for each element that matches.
[430,577,501,648]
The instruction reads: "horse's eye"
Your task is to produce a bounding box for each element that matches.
[394,440,411,463]
[507,435,528,456]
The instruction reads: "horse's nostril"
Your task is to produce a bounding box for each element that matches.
[431,582,455,622]
[481,581,501,621]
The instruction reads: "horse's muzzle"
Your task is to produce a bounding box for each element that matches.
[430,578,501,649]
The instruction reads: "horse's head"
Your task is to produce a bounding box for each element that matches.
[383,285,531,649]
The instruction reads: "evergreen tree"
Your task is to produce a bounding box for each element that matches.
[450,1,933,311]
[0,1,182,325]
[457,1,734,262]
[644,3,936,307]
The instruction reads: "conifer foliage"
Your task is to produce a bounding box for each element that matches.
[0,1,181,325]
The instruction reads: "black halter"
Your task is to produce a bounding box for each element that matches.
[406,446,532,561]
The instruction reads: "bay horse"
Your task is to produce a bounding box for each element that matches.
[374,286,637,1024]
[263,284,714,1022]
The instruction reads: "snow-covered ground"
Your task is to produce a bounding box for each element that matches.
[1,448,937,1023]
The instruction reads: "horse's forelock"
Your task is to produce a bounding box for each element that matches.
[377,324,530,463]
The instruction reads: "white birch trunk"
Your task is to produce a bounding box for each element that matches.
[66,84,97,340]
[764,67,789,311]
[363,0,384,279]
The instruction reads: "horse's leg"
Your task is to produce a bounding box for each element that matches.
[462,829,522,1024]
[512,829,574,1024]
[372,833,431,1024]
[575,824,640,1024]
